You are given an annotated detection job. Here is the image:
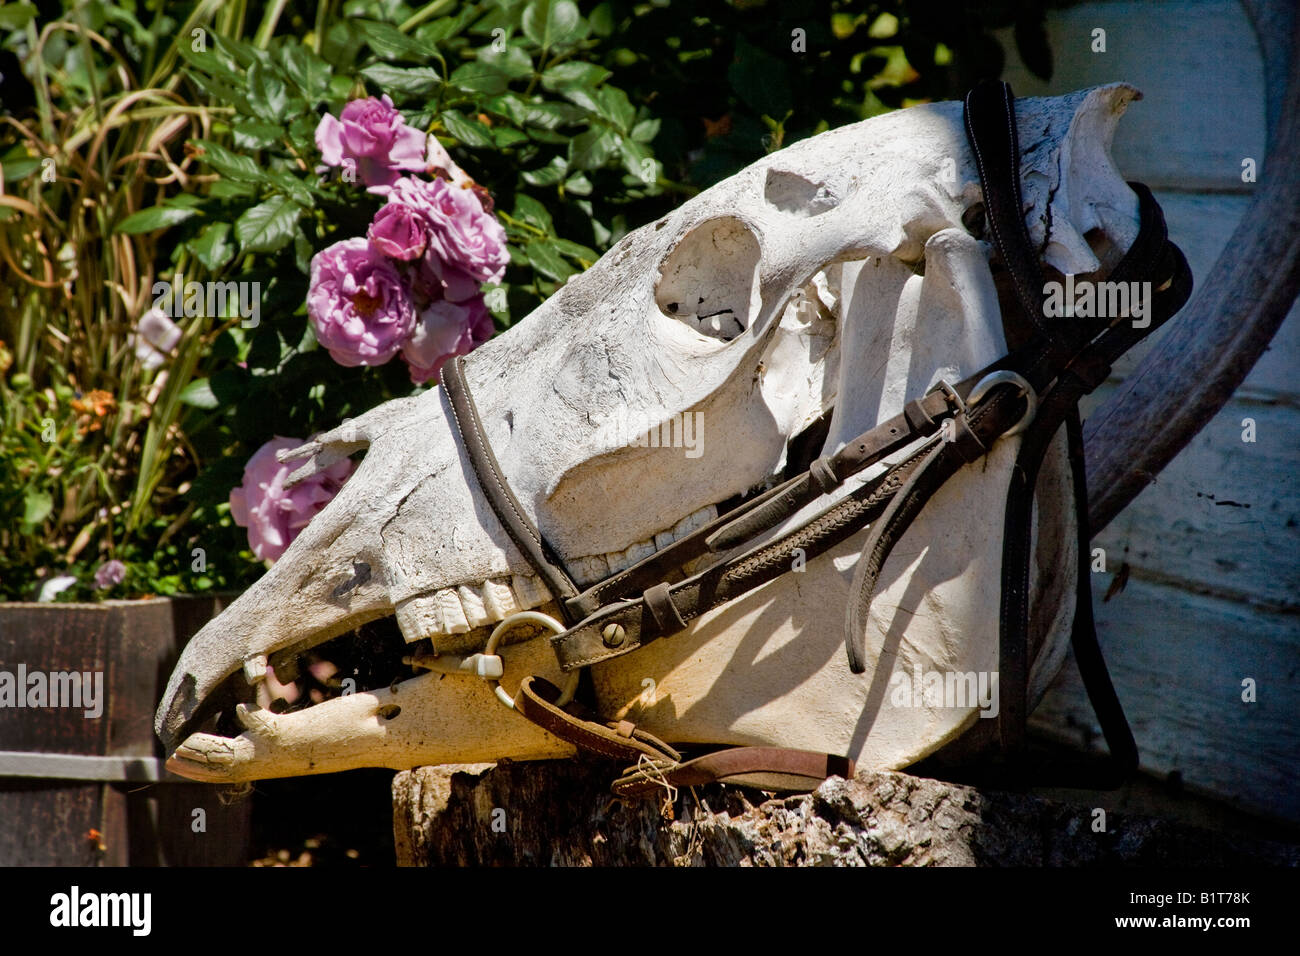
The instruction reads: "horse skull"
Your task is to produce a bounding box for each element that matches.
[158,85,1144,782]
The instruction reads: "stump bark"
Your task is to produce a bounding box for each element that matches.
[392,760,1299,866]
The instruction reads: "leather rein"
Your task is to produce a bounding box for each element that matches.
[438,82,1194,799]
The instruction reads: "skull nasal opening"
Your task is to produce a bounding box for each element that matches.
[656,216,761,342]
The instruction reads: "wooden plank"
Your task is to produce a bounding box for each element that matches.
[1030,576,1300,823]
[1080,384,1300,609]
[0,604,114,755]
[998,0,1267,190]
[0,781,108,866]
[0,597,250,865]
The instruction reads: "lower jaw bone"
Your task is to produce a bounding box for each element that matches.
[168,636,578,782]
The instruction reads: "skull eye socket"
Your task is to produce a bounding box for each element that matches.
[655,215,761,343]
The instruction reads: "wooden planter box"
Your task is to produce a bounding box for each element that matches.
[0,596,252,865]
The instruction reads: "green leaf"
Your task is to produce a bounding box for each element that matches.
[213,33,270,70]
[440,110,494,148]
[522,155,568,186]
[360,63,442,97]
[478,44,533,79]
[493,96,587,130]
[280,41,332,100]
[0,3,38,31]
[178,378,219,410]
[267,168,315,207]
[232,120,284,151]
[2,155,41,182]
[492,126,529,147]
[525,240,574,281]
[294,227,313,274]
[514,194,554,234]
[560,85,601,114]
[541,61,610,92]
[567,126,616,170]
[183,70,252,113]
[563,171,592,195]
[630,118,660,143]
[192,139,261,182]
[552,237,597,261]
[234,195,299,254]
[522,0,583,50]
[247,61,292,122]
[115,205,199,234]
[597,86,635,132]
[415,14,468,47]
[589,2,614,37]
[354,19,428,60]
[619,137,655,182]
[450,61,510,95]
[188,222,235,271]
[22,489,52,529]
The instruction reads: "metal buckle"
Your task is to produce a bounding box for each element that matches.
[931,378,968,416]
[478,611,579,711]
[966,370,1037,436]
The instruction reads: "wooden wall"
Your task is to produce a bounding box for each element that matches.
[996,0,1299,823]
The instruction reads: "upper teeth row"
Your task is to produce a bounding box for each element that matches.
[394,504,717,644]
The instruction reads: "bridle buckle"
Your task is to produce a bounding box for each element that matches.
[966,370,1037,436]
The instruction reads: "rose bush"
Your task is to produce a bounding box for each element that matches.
[0,0,1036,594]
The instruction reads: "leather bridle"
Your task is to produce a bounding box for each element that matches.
[439,82,1194,798]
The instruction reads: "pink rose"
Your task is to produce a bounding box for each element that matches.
[368,201,426,261]
[230,437,354,562]
[413,254,483,305]
[401,295,494,385]
[308,238,416,366]
[373,176,509,287]
[315,95,429,193]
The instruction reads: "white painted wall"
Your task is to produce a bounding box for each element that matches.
[998,0,1298,822]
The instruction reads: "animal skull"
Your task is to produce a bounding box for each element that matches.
[157,85,1145,783]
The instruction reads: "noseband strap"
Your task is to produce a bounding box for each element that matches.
[439,81,1194,798]
[441,356,581,620]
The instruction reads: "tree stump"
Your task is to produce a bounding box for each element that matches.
[392,760,1300,866]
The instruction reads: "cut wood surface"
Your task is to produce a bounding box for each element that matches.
[392,762,1300,866]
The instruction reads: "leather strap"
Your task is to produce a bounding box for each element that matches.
[1061,409,1139,785]
[517,677,854,796]
[442,357,581,620]
[514,676,680,764]
[964,83,1191,775]
[964,80,1049,345]
[551,442,933,671]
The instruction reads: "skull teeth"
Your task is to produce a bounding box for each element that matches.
[392,504,719,643]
